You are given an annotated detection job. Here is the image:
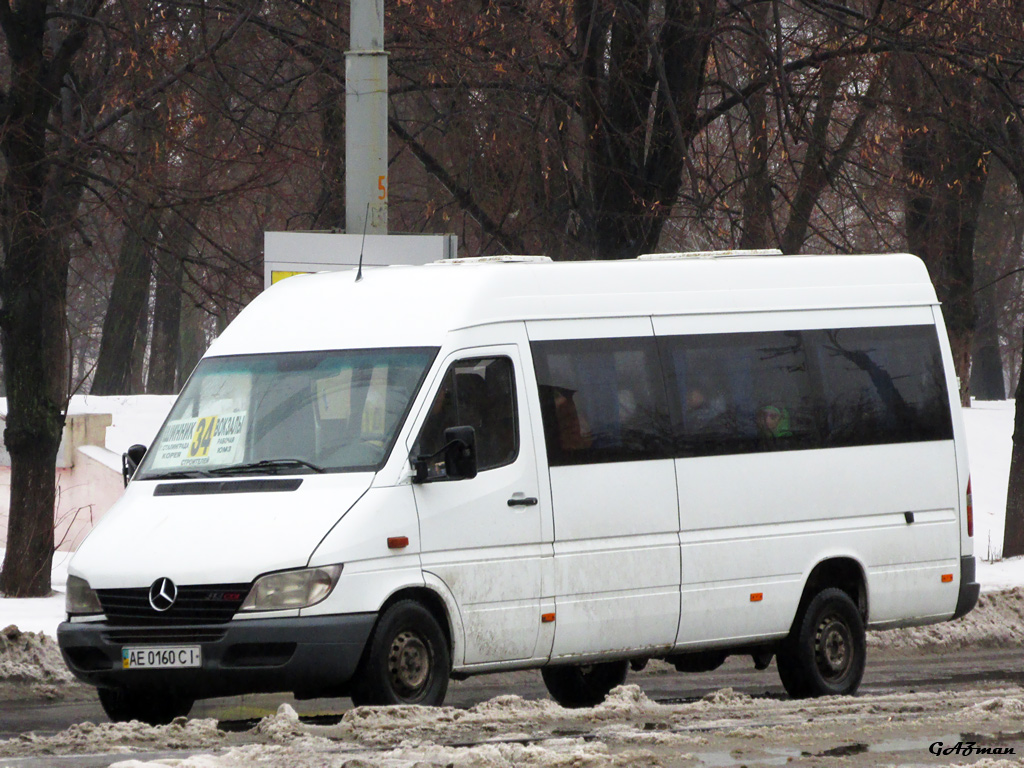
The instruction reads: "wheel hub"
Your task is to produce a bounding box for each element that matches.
[815,615,852,680]
[388,630,430,694]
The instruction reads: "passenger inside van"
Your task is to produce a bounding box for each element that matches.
[538,385,592,460]
[756,404,793,448]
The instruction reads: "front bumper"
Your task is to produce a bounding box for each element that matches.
[57,613,376,700]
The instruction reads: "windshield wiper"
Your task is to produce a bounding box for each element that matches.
[145,470,214,480]
[208,458,326,476]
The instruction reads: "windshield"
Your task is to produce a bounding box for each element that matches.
[138,348,437,478]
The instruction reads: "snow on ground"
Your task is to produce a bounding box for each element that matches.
[5,684,1024,765]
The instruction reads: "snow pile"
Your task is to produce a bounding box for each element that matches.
[964,696,1024,717]
[868,588,1024,651]
[0,623,74,686]
[5,717,225,756]
[10,684,1024,765]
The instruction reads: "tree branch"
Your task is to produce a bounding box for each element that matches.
[389,117,526,255]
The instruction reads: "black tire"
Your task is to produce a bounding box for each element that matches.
[541,660,629,708]
[349,600,450,706]
[776,587,865,698]
[97,687,193,725]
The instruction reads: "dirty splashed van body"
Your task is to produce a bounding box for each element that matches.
[58,252,978,724]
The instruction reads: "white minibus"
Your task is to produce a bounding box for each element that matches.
[58,252,978,724]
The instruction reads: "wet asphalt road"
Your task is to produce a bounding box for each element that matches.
[2,647,1023,739]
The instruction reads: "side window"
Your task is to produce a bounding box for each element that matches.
[413,356,518,477]
[662,331,819,457]
[531,337,669,466]
[814,326,952,445]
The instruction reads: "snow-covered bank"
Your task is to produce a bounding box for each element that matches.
[0,625,72,685]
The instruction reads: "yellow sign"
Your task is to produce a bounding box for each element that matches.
[189,416,218,458]
[271,270,310,284]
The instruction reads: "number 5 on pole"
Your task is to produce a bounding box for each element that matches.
[378,175,387,201]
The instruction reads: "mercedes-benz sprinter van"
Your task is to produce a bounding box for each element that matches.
[58,252,978,723]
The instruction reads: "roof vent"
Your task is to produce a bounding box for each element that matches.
[428,255,553,266]
[638,249,783,260]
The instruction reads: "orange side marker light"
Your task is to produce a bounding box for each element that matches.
[750,593,763,602]
[541,613,556,623]
[387,536,409,549]
[941,574,953,583]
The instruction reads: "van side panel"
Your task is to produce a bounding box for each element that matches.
[674,441,960,645]
[528,318,682,658]
[547,462,681,655]
[656,307,961,644]
[410,335,548,667]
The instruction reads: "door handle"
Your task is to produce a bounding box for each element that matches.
[508,496,538,507]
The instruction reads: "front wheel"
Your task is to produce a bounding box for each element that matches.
[776,587,865,698]
[97,687,193,725]
[349,600,450,706]
[541,660,629,708]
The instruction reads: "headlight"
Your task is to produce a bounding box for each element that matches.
[66,576,103,616]
[239,565,342,612]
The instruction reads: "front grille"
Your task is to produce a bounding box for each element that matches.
[97,583,251,626]
[102,627,228,644]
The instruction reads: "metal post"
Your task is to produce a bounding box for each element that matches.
[346,0,388,235]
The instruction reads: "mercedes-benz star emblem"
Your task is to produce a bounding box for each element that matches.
[148,577,178,612]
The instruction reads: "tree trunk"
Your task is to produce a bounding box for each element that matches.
[90,200,162,395]
[147,214,189,394]
[0,227,67,595]
[899,59,987,407]
[739,2,772,250]
[91,106,164,396]
[971,283,1006,400]
[0,6,79,596]
[130,285,151,395]
[310,79,346,230]
[178,288,207,386]
[1002,349,1024,558]
[574,0,717,259]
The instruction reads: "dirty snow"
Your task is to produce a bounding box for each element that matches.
[4,684,1024,766]
[0,623,74,703]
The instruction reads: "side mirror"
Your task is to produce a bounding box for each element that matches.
[122,444,147,487]
[443,426,477,481]
[412,426,478,483]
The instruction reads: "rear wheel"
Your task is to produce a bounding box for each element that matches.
[350,600,450,706]
[541,660,629,708]
[776,588,865,698]
[97,687,193,725]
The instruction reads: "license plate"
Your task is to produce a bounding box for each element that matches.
[122,646,202,669]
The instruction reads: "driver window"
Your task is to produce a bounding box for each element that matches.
[414,356,518,478]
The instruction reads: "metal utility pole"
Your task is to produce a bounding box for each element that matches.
[346,0,388,235]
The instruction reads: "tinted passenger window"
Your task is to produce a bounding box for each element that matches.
[531,338,670,466]
[662,331,819,456]
[815,326,952,445]
[414,357,518,477]
[661,325,952,457]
